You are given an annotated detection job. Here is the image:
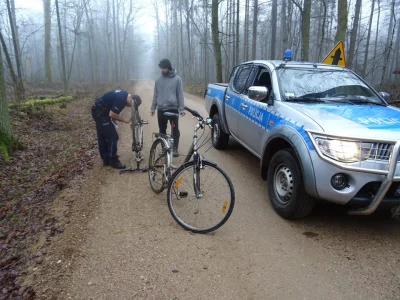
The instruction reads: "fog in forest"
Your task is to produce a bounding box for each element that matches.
[0,0,398,99]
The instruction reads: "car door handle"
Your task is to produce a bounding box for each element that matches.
[225,95,230,99]
[241,103,248,109]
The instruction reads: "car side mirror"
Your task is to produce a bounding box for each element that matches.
[248,86,268,102]
[379,92,390,102]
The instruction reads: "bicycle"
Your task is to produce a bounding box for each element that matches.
[120,99,148,173]
[148,106,235,233]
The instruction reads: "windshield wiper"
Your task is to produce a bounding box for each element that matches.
[326,97,386,106]
[345,98,386,106]
[285,97,327,103]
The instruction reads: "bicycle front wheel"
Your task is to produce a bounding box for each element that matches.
[167,160,235,233]
[131,105,143,152]
[148,138,169,193]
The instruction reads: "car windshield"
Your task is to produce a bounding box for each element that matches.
[277,68,385,105]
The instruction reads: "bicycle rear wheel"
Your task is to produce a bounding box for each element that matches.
[167,160,235,233]
[148,138,169,193]
[131,105,143,152]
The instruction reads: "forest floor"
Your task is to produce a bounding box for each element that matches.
[0,82,128,299]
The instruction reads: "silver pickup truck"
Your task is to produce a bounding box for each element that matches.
[205,59,400,218]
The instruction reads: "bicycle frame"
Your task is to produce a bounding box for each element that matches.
[120,103,148,174]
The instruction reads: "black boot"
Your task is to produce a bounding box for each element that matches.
[173,138,179,157]
[110,160,126,169]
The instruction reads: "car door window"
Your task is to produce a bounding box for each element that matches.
[233,66,253,94]
[253,67,272,102]
[242,67,258,95]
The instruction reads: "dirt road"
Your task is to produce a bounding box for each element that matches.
[44,81,399,299]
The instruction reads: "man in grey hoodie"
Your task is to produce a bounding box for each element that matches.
[151,59,185,157]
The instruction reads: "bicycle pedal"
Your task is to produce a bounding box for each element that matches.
[178,191,188,198]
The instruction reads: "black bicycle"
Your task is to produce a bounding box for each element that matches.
[148,106,235,233]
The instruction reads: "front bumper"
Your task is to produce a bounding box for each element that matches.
[309,142,400,215]
[348,142,400,215]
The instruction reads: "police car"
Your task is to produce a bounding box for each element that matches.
[205,50,400,219]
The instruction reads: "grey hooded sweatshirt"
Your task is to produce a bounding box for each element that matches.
[151,69,185,113]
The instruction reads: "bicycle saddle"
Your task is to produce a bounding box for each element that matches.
[163,112,179,118]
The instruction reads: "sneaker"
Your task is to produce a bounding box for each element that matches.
[173,148,179,157]
[103,160,110,166]
[110,161,126,169]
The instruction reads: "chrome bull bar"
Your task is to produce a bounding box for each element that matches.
[348,141,400,215]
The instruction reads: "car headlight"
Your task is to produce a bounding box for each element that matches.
[315,138,373,163]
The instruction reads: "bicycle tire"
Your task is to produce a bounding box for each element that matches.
[131,104,143,152]
[148,138,169,194]
[167,160,235,233]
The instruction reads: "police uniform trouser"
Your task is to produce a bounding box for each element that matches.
[91,107,119,163]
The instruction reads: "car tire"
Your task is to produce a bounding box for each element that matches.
[267,149,315,219]
[211,114,229,149]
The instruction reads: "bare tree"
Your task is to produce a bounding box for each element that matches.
[44,0,52,85]
[271,0,277,59]
[380,0,396,89]
[335,0,347,43]
[251,0,258,60]
[0,39,12,160]
[6,0,25,101]
[211,0,222,82]
[347,0,362,69]
[55,0,68,93]
[362,0,375,77]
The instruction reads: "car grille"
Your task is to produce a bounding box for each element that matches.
[367,143,394,161]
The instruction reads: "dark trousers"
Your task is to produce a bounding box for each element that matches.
[91,109,119,163]
[157,109,180,142]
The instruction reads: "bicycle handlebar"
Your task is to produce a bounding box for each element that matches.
[184,106,202,119]
[184,106,213,128]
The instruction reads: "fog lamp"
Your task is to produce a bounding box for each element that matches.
[331,173,348,190]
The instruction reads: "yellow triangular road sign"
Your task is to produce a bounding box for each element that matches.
[322,41,346,67]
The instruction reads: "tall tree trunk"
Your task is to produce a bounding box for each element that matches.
[362,0,374,77]
[185,0,193,79]
[243,0,249,61]
[251,0,258,60]
[347,0,362,69]
[180,2,186,78]
[371,0,380,84]
[211,0,222,82]
[235,0,239,64]
[55,0,67,94]
[106,0,113,81]
[44,0,52,85]
[301,0,311,61]
[317,0,327,61]
[6,0,24,102]
[380,0,396,88]
[271,0,277,59]
[280,0,288,54]
[173,0,179,72]
[155,0,161,61]
[112,0,119,81]
[0,42,11,160]
[204,0,209,85]
[10,0,23,78]
[63,0,70,75]
[0,30,18,102]
[335,0,347,43]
